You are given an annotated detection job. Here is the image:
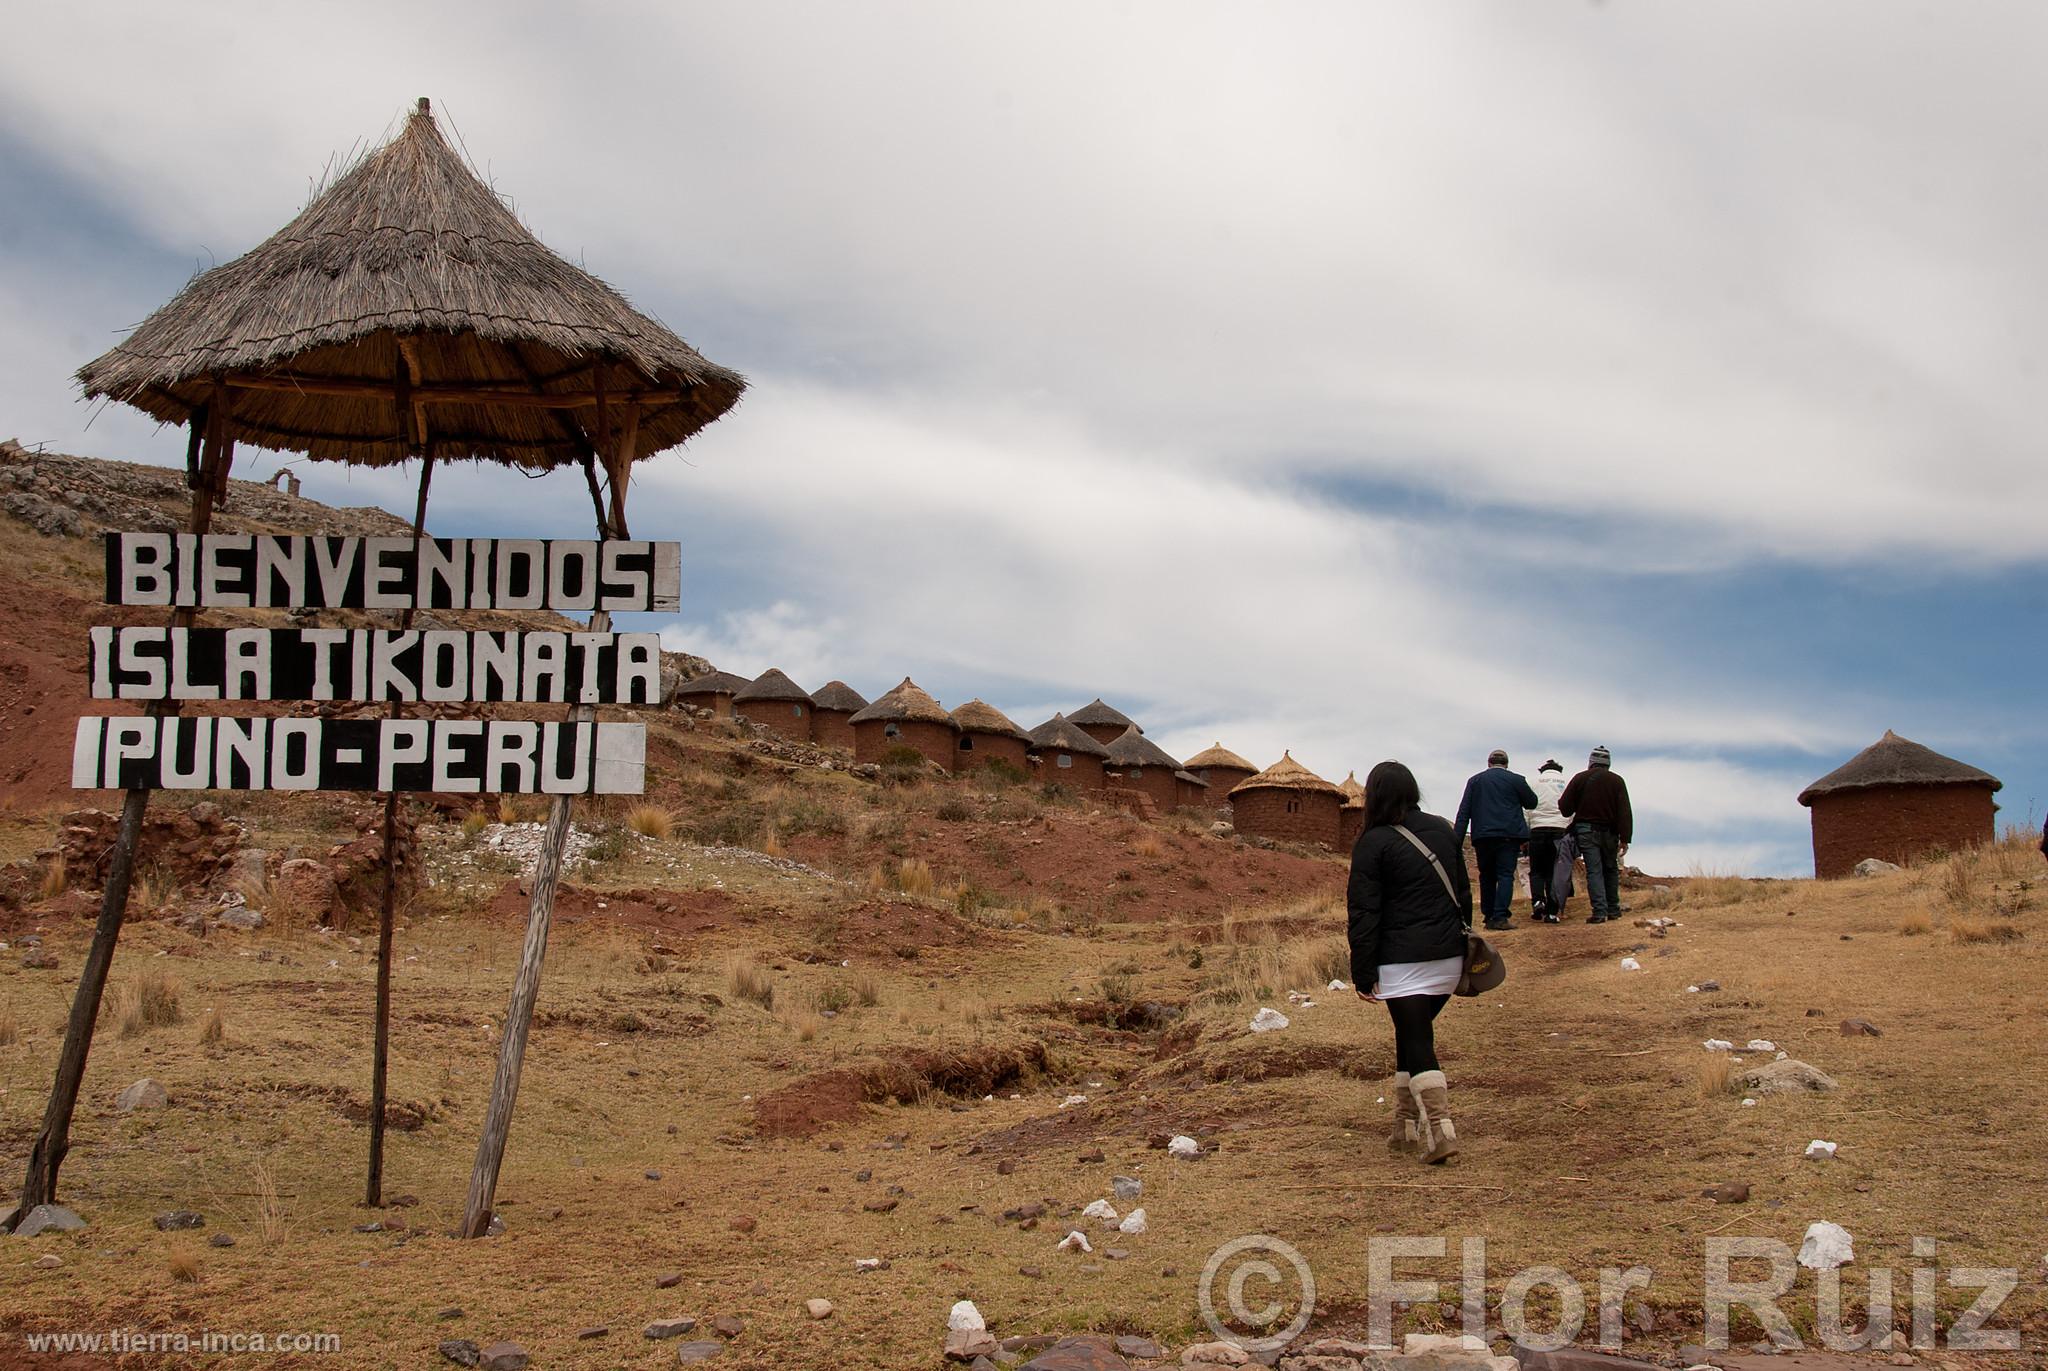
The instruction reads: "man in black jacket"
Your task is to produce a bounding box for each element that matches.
[1453,748,1539,931]
[1559,745,1632,923]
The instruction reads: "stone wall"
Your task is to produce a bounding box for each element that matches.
[738,699,812,743]
[810,707,857,752]
[1233,787,1342,848]
[1810,784,1996,879]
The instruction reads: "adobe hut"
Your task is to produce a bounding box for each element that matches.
[808,680,868,751]
[951,700,1033,775]
[1231,752,1344,848]
[733,668,813,742]
[1337,770,1367,849]
[1028,713,1111,790]
[1104,726,1184,811]
[1798,730,2002,878]
[1174,769,1211,810]
[674,669,750,718]
[1183,742,1257,807]
[1069,698,1140,747]
[849,678,958,768]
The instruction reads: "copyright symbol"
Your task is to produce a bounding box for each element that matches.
[1197,1234,1316,1352]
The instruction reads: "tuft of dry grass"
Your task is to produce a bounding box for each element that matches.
[782,1007,823,1042]
[167,1241,202,1282]
[897,857,935,897]
[109,971,184,1038]
[759,830,786,859]
[0,1003,17,1047]
[626,804,674,840]
[199,1007,226,1046]
[1898,909,1933,936]
[459,809,490,838]
[853,973,881,1007]
[1949,916,2024,945]
[1131,832,1167,860]
[496,796,519,825]
[39,853,67,901]
[724,953,775,1010]
[1698,1053,1734,1097]
[250,1162,289,1244]
[131,866,175,917]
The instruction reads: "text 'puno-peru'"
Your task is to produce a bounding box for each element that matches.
[70,717,646,793]
[89,627,664,704]
[103,533,682,611]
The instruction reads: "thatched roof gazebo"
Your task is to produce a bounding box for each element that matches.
[848,678,958,768]
[808,681,869,752]
[1798,730,2003,878]
[77,98,744,531]
[950,700,1033,776]
[734,668,813,742]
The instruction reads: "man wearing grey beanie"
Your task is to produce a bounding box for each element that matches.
[1559,746,1633,923]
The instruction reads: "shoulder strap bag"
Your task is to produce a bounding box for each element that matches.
[1393,824,1507,998]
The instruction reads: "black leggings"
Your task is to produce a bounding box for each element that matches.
[1385,993,1449,1075]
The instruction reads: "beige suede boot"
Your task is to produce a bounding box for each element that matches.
[1411,1069,1460,1164]
[1387,1072,1421,1154]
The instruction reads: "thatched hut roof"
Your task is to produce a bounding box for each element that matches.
[1184,742,1255,772]
[1798,730,2001,806]
[951,700,1030,740]
[1338,770,1366,810]
[673,669,750,698]
[1230,752,1343,799]
[809,680,869,713]
[1069,698,1139,732]
[1027,714,1111,758]
[734,667,810,704]
[849,678,954,727]
[1105,726,1181,771]
[77,99,744,471]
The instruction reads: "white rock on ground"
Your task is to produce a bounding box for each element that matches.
[1249,1007,1290,1032]
[1798,1221,1854,1269]
[1167,1135,1201,1159]
[1058,1094,1088,1109]
[1179,1341,1251,1366]
[1404,1333,1490,1356]
[1328,979,1349,991]
[804,1298,834,1320]
[1854,858,1902,877]
[1081,1200,1118,1223]
[1118,1208,1148,1235]
[1703,1039,1734,1051]
[1056,1230,1093,1253]
[948,1300,985,1332]
[1619,957,1642,971]
[1805,1140,1839,1159]
[1747,1039,1777,1052]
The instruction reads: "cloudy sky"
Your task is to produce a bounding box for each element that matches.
[3,2,2042,875]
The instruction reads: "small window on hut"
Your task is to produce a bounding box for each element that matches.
[960,736,975,751]
[792,704,805,718]
[885,723,901,739]
[1057,754,1073,769]
[1286,799,1300,813]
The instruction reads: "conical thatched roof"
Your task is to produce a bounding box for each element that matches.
[1230,752,1343,798]
[1798,730,2001,806]
[849,678,954,727]
[1105,725,1181,771]
[1184,742,1255,772]
[951,699,1030,740]
[673,669,749,697]
[1338,770,1366,809]
[1069,698,1139,732]
[1027,713,1111,758]
[78,99,744,470]
[809,680,869,713]
[734,667,810,704]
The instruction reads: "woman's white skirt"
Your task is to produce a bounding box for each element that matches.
[1373,955,1463,999]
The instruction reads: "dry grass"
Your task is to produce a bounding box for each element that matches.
[853,973,881,1008]
[1131,832,1167,860]
[1697,1052,1734,1097]
[759,830,786,859]
[0,1003,17,1047]
[896,857,935,897]
[459,809,491,838]
[38,852,66,900]
[724,952,775,1010]
[496,796,519,825]
[166,1241,202,1283]
[198,1007,226,1046]
[249,1162,289,1245]
[108,971,184,1038]
[1898,909,1933,936]
[1948,916,2024,945]
[130,865,175,917]
[625,804,674,840]
[782,1007,823,1042]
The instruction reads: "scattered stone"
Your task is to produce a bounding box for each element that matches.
[208,1232,236,1247]
[1078,1149,1106,1164]
[1021,1336,1135,1369]
[33,1253,63,1269]
[1805,1140,1839,1159]
[656,1272,683,1289]
[805,1298,834,1320]
[674,1342,724,1364]
[710,1315,744,1339]
[1406,1334,1489,1356]
[1119,1208,1148,1234]
[1181,1341,1251,1366]
[1742,1060,1839,1095]
[1103,1247,1131,1260]
[1004,1202,1047,1222]
[863,1197,899,1213]
[644,1318,700,1340]
[996,1158,1017,1175]
[645,1169,663,1181]
[1115,1337,1163,1359]
[1840,1019,1883,1037]
[948,1329,1000,1361]
[1019,1264,1043,1278]
[575,1326,609,1340]
[1112,1175,1142,1201]
[1797,1221,1854,1270]
[437,1308,465,1321]
[13,1204,88,1237]
[276,857,341,920]
[1853,858,1901,877]
[1082,1199,1119,1223]
[21,948,59,970]
[117,1079,169,1112]
[218,907,266,930]
[438,1341,481,1368]
[1705,1182,1752,1204]
[1511,1349,1666,1371]
[1249,1007,1290,1032]
[478,1342,528,1371]
[154,1210,204,1231]
[1057,1229,1093,1253]
[353,1222,385,1233]
[1167,1135,1202,1159]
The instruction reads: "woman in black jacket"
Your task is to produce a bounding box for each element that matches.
[1347,760,1472,1164]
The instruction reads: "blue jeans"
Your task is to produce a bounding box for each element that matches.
[1576,822,1619,919]
[1473,836,1520,925]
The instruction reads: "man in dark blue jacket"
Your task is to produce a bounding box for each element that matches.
[1454,749,1539,931]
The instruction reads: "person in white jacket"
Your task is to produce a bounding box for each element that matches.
[1524,759,1569,922]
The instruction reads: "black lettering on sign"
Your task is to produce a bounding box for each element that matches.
[70,717,645,794]
[87,628,664,703]
[102,535,681,611]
